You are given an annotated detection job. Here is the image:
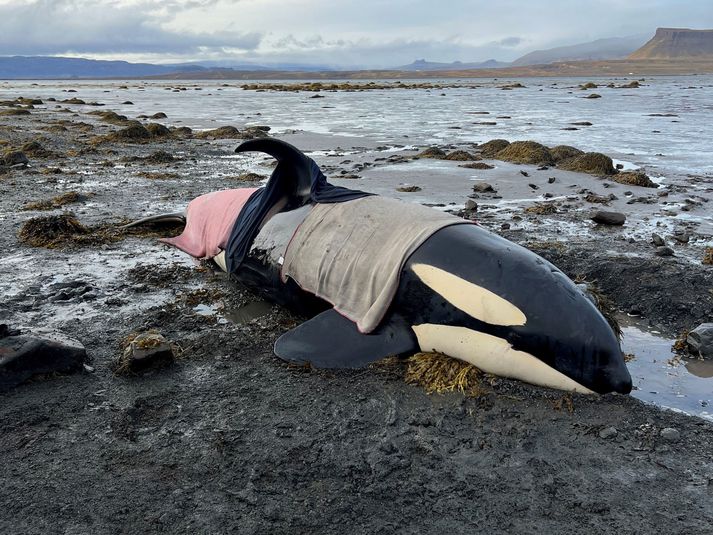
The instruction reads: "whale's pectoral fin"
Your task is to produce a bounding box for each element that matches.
[274,309,417,368]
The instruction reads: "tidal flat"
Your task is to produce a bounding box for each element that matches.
[1,79,712,533]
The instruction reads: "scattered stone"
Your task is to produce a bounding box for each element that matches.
[464,199,477,211]
[472,182,496,193]
[599,427,617,439]
[548,177,556,184]
[500,223,510,230]
[528,183,538,190]
[659,428,680,442]
[0,327,86,391]
[122,101,134,105]
[115,331,175,374]
[151,112,168,119]
[687,323,713,359]
[652,233,665,246]
[585,93,602,99]
[672,232,690,244]
[520,170,529,177]
[570,121,593,126]
[654,246,675,257]
[591,211,625,226]
[397,185,422,192]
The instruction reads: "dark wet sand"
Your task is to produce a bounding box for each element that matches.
[1,100,712,534]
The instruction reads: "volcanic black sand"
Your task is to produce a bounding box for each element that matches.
[1,98,713,534]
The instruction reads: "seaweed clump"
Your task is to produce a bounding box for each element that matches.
[549,145,584,163]
[557,152,616,175]
[703,247,713,266]
[525,202,558,215]
[404,352,487,397]
[611,171,657,188]
[18,213,88,247]
[102,122,151,142]
[22,191,83,211]
[477,139,510,158]
[496,141,554,165]
[416,147,446,159]
[575,277,622,340]
[444,150,477,161]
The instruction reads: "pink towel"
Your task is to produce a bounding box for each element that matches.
[160,188,257,259]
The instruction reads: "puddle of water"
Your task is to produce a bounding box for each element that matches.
[621,316,713,422]
[192,300,273,325]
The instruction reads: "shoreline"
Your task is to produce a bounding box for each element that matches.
[1,91,713,532]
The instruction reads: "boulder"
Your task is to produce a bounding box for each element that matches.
[0,327,86,390]
[687,323,713,359]
[591,211,625,225]
[473,182,496,193]
[496,141,554,165]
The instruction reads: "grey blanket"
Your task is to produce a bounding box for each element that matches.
[281,196,469,333]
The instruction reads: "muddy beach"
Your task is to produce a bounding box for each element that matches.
[1,86,713,534]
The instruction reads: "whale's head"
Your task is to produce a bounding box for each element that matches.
[406,226,632,395]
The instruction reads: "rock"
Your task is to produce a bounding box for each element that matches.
[500,223,511,230]
[652,233,665,246]
[672,232,690,244]
[654,246,675,257]
[585,93,602,99]
[687,323,713,359]
[142,150,175,164]
[613,171,657,188]
[591,211,626,226]
[464,199,477,211]
[150,112,168,119]
[599,427,617,439]
[548,177,556,184]
[2,150,29,166]
[0,327,86,390]
[473,182,496,193]
[520,170,529,177]
[659,428,680,442]
[117,331,175,374]
[108,122,151,141]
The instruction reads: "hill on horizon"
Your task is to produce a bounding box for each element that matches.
[511,35,649,66]
[629,28,713,59]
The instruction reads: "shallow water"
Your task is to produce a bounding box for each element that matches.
[622,317,712,422]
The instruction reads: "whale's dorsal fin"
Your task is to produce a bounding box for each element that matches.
[274,309,417,368]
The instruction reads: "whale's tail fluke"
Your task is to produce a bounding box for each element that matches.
[119,212,186,230]
[235,138,314,198]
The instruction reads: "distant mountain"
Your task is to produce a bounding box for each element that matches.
[512,35,649,66]
[395,58,510,71]
[629,28,713,59]
[0,56,209,79]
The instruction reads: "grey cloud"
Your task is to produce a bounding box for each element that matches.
[0,0,260,55]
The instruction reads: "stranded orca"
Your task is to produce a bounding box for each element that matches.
[129,139,632,395]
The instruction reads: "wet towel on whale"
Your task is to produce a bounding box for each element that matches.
[160,188,257,259]
[281,196,470,333]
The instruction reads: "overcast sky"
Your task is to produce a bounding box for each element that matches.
[0,0,712,67]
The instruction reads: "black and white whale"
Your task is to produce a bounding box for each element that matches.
[129,139,632,395]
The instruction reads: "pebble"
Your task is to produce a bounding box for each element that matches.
[652,233,665,246]
[659,428,680,442]
[599,427,618,439]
